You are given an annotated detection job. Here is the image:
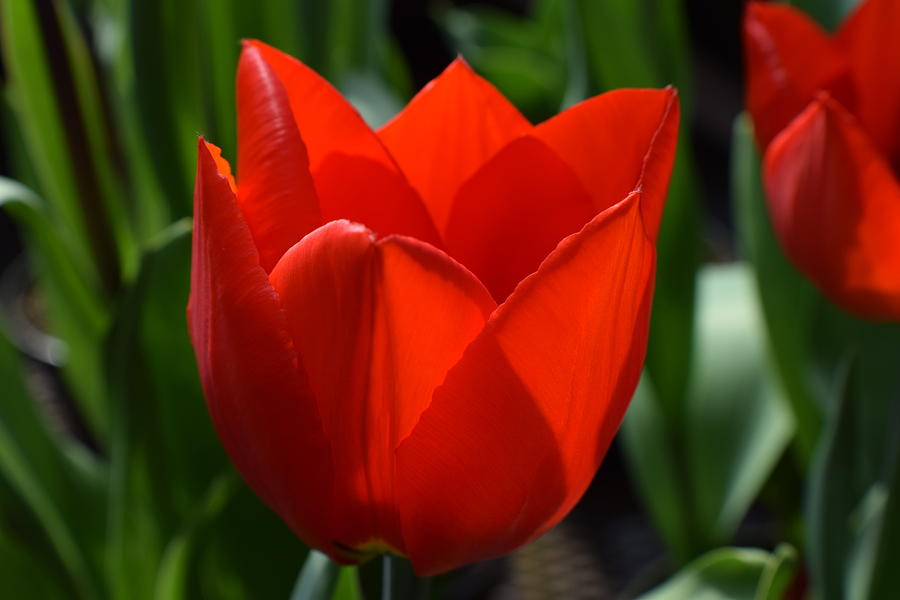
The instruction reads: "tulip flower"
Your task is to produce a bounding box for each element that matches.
[188,40,678,574]
[744,0,900,319]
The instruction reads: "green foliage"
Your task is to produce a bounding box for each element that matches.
[623,265,794,560]
[637,545,796,600]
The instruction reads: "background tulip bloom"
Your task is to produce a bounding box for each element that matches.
[188,40,678,574]
[744,0,900,319]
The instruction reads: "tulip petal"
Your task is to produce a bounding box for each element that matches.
[532,88,680,240]
[444,136,594,302]
[269,221,495,555]
[764,95,900,319]
[836,0,900,162]
[743,1,856,149]
[237,43,321,272]
[378,57,531,232]
[397,192,656,575]
[246,40,441,246]
[314,154,443,247]
[246,39,397,172]
[188,140,335,552]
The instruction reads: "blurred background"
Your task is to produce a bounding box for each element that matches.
[1,1,896,599]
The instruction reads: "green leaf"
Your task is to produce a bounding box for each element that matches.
[0,521,69,599]
[53,0,136,278]
[0,0,99,285]
[622,376,694,561]
[152,475,235,600]
[0,317,103,598]
[441,0,569,122]
[128,0,206,218]
[755,544,798,600]
[686,264,794,545]
[731,113,821,464]
[624,265,794,560]
[332,567,363,600]
[637,546,796,600]
[0,177,108,441]
[192,481,308,600]
[291,551,340,600]
[105,220,226,600]
[866,440,900,599]
[806,356,862,600]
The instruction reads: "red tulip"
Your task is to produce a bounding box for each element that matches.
[744,0,900,319]
[188,40,678,574]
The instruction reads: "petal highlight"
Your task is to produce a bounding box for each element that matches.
[246,39,398,172]
[397,193,657,574]
[378,57,531,232]
[764,95,900,319]
[188,140,334,552]
[236,43,321,271]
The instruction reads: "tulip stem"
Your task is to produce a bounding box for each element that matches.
[381,554,394,600]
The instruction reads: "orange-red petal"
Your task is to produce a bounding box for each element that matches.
[246,39,397,173]
[378,57,531,232]
[236,43,321,271]
[444,136,594,302]
[314,154,443,247]
[245,39,441,246]
[743,1,856,149]
[532,88,680,240]
[269,221,495,555]
[836,0,900,162]
[396,192,657,575]
[188,140,334,551]
[763,95,900,319]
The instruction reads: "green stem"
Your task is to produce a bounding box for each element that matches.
[381,554,393,600]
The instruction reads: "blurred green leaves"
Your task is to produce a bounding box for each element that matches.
[623,264,794,560]
[637,545,796,600]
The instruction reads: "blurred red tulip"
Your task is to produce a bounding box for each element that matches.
[744,0,900,319]
[188,40,678,574]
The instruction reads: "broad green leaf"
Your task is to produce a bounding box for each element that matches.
[731,113,821,464]
[686,264,794,545]
[637,546,796,600]
[621,376,694,561]
[755,544,798,600]
[624,265,793,560]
